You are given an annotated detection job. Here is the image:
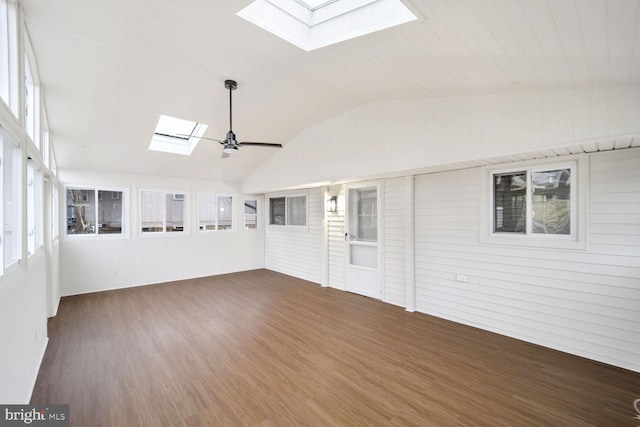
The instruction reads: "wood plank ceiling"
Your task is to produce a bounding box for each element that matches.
[18,0,640,182]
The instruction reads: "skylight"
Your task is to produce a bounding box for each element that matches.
[237,0,417,51]
[149,115,208,156]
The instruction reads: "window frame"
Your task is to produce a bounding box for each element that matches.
[479,155,587,250]
[65,186,128,238]
[197,192,234,233]
[139,189,188,236]
[267,192,308,228]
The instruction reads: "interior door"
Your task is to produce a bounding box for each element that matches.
[345,184,380,299]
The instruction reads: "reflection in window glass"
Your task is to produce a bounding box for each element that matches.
[198,193,216,231]
[98,190,123,234]
[217,196,233,230]
[198,193,233,231]
[493,172,526,233]
[287,196,306,226]
[349,188,376,242]
[67,189,96,234]
[141,191,163,233]
[67,187,125,236]
[166,193,184,232]
[269,197,285,225]
[532,169,571,235]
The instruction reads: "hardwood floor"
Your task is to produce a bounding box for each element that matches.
[31,269,640,426]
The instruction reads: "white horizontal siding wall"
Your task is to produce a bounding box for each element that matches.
[327,185,346,290]
[265,187,324,284]
[383,177,407,307]
[414,148,640,372]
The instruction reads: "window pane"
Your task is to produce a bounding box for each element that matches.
[166,193,184,232]
[494,172,526,233]
[0,0,17,115]
[0,0,9,104]
[27,160,43,253]
[198,193,216,231]
[217,196,233,230]
[270,197,285,225]
[244,200,257,229]
[3,130,21,268]
[24,54,36,143]
[287,196,306,226]
[98,190,123,234]
[34,167,43,248]
[349,188,377,242]
[141,191,164,233]
[532,169,571,235]
[27,161,35,254]
[67,189,95,234]
[52,182,59,240]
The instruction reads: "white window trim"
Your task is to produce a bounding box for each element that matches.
[64,185,129,239]
[139,189,189,237]
[479,154,588,250]
[267,191,308,229]
[197,192,235,233]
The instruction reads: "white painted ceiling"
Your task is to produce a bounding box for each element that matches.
[19,0,640,184]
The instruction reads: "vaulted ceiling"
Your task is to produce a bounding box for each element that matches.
[19,0,640,184]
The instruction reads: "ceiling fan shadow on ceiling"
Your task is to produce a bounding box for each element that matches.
[182,80,282,158]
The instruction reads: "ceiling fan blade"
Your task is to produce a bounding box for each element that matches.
[238,142,283,148]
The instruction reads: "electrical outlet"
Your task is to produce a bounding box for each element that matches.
[456,274,468,283]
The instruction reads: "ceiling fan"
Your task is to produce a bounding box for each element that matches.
[186,80,282,158]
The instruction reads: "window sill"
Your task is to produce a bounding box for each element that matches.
[479,233,588,251]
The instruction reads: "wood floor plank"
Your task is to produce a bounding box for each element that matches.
[31,269,640,426]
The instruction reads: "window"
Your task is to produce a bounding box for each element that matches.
[0,0,18,116]
[140,190,186,234]
[269,194,307,227]
[481,158,586,249]
[198,193,233,231]
[244,199,258,230]
[24,52,40,148]
[67,187,125,235]
[42,111,50,168]
[27,159,43,255]
[1,127,21,271]
[237,0,417,51]
[149,114,208,155]
[52,182,59,240]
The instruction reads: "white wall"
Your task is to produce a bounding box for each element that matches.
[58,170,264,295]
[326,185,346,290]
[382,177,409,307]
[264,188,324,284]
[243,87,640,194]
[413,149,640,372]
[0,252,49,403]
